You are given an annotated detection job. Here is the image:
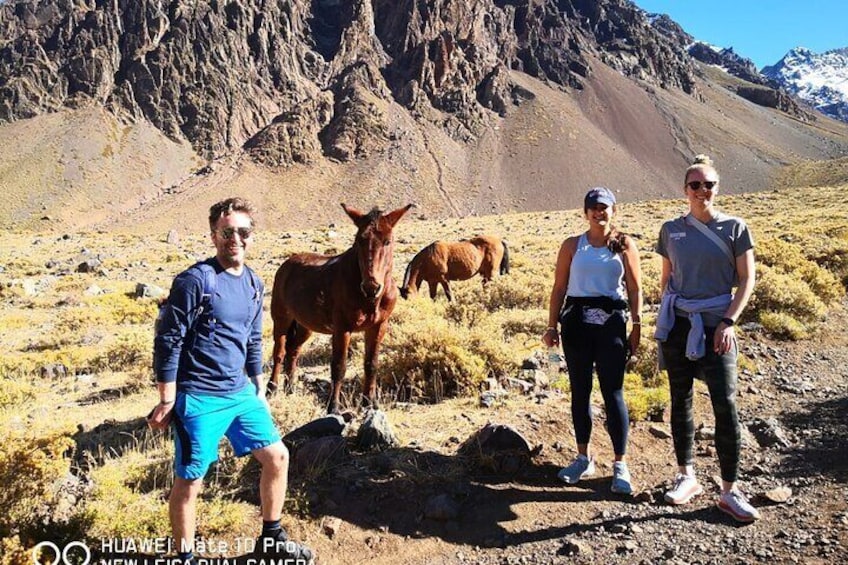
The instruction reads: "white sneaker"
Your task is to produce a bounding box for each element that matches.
[558,455,595,484]
[717,489,761,523]
[610,461,633,495]
[664,473,703,505]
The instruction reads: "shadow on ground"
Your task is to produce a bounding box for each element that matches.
[292,447,713,549]
[775,393,848,482]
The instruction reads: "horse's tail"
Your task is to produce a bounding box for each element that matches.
[500,240,510,275]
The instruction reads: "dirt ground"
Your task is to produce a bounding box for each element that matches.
[293,305,848,565]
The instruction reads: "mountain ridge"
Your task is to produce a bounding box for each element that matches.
[1,1,847,232]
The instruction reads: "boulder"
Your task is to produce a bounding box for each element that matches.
[355,409,398,451]
[283,414,347,449]
[458,423,540,474]
[135,282,167,300]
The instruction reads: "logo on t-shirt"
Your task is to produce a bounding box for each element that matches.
[670,232,687,240]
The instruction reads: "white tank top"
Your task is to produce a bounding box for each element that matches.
[566,233,627,300]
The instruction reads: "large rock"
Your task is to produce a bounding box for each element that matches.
[356,409,398,451]
[283,414,347,449]
[749,417,792,449]
[458,422,540,474]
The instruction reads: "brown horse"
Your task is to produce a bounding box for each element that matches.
[270,203,413,414]
[399,235,509,301]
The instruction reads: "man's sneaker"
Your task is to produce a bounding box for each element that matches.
[558,454,595,484]
[717,489,761,523]
[610,461,633,495]
[664,473,703,505]
[255,528,314,563]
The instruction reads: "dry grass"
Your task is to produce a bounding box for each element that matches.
[0,167,846,551]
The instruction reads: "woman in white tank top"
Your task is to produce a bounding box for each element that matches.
[542,187,643,495]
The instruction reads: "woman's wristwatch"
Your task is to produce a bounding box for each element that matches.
[721,317,735,327]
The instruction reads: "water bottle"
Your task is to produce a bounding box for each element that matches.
[547,346,563,380]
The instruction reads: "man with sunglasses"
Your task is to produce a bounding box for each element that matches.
[149,198,313,564]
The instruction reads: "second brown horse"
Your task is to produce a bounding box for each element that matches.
[399,235,510,301]
[270,203,413,414]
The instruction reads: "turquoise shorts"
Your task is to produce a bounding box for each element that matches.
[172,384,280,480]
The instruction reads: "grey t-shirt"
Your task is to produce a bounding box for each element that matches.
[656,212,754,306]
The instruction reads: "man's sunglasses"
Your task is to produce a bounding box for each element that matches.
[217,227,254,240]
[687,181,717,191]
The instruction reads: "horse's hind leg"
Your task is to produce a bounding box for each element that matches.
[362,322,388,410]
[283,322,312,392]
[441,279,453,302]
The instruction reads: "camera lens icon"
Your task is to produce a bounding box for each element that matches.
[32,541,91,565]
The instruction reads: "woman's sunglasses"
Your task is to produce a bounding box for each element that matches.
[217,227,254,240]
[687,181,717,191]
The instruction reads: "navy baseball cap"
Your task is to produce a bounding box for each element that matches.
[584,187,616,209]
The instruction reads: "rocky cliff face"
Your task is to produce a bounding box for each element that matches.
[0,0,696,164]
[687,43,765,85]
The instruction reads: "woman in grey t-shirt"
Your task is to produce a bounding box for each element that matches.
[655,155,759,523]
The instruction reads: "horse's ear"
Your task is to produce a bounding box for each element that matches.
[382,203,415,229]
[341,203,366,226]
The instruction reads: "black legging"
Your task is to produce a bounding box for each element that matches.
[660,317,740,482]
[561,312,630,456]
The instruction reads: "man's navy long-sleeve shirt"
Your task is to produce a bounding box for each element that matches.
[154,259,264,394]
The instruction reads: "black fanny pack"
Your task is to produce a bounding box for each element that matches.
[559,296,628,339]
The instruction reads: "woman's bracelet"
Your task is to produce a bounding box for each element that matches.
[631,321,641,326]
[545,326,557,332]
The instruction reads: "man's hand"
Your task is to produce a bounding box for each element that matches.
[252,375,271,409]
[147,402,174,430]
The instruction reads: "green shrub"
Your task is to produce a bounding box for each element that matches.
[94,329,151,372]
[87,293,158,325]
[0,376,37,409]
[760,311,808,340]
[0,535,30,565]
[623,371,670,422]
[640,252,663,306]
[751,265,826,323]
[380,298,519,400]
[479,272,548,311]
[757,237,845,304]
[0,432,75,537]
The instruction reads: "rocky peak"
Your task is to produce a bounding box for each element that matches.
[0,0,698,165]
[687,42,767,86]
[763,46,848,122]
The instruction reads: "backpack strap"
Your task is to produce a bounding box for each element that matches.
[684,214,735,268]
[245,265,263,303]
[193,260,218,315]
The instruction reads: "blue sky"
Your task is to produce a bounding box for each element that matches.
[632,0,847,69]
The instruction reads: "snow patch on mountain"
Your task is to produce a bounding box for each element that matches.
[762,47,848,122]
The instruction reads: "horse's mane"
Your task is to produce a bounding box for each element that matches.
[363,208,383,224]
